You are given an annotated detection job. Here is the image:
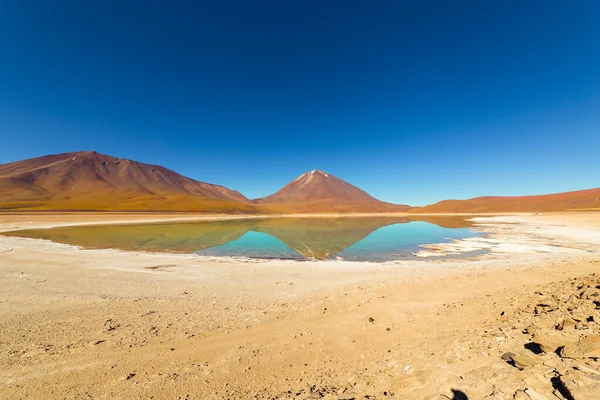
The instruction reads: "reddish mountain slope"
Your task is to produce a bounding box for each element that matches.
[411,188,600,213]
[5,152,595,214]
[0,151,256,212]
[255,170,409,213]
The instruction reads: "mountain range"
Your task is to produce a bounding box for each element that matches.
[0,151,598,213]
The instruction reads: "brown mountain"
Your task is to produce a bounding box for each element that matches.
[0,151,256,212]
[255,170,410,213]
[411,187,600,213]
[4,151,596,214]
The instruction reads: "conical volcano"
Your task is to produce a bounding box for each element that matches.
[256,170,409,213]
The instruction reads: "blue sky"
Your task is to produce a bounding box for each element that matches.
[1,1,599,205]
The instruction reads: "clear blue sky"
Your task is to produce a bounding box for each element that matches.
[1,1,599,205]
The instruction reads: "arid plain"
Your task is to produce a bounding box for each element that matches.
[3,2,600,398]
[2,211,600,399]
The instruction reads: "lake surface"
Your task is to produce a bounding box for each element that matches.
[3,216,481,262]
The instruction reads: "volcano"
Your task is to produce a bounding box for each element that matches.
[255,170,409,213]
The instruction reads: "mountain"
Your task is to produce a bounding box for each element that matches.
[0,151,256,212]
[411,188,600,213]
[255,170,410,213]
[3,151,597,214]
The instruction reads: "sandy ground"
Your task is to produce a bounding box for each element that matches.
[1,212,600,399]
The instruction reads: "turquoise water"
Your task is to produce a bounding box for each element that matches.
[4,217,481,262]
[198,231,301,259]
[196,219,479,261]
[335,221,478,261]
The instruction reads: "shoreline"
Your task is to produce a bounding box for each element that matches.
[0,210,536,230]
[1,212,600,398]
[1,212,598,264]
[0,212,483,262]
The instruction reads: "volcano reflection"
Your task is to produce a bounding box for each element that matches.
[4,216,476,261]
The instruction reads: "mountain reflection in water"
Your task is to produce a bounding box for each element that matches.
[4,216,477,261]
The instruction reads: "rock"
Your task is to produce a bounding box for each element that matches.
[524,322,543,335]
[368,317,375,323]
[390,371,426,394]
[535,303,557,315]
[524,388,550,400]
[575,365,600,376]
[512,353,540,369]
[541,355,561,369]
[555,316,578,331]
[561,335,600,359]
[513,391,530,400]
[532,332,572,354]
[502,352,540,369]
[557,370,600,400]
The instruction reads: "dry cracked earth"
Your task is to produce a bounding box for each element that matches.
[407,273,600,400]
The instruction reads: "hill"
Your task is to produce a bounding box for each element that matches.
[0,151,256,212]
[411,188,600,213]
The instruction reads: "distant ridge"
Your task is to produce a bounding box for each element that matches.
[1,151,599,213]
[0,151,256,212]
[255,169,410,213]
[410,187,600,213]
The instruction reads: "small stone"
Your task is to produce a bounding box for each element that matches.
[368,317,375,323]
[390,371,426,394]
[502,352,539,369]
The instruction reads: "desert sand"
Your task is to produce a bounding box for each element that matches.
[1,212,600,399]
